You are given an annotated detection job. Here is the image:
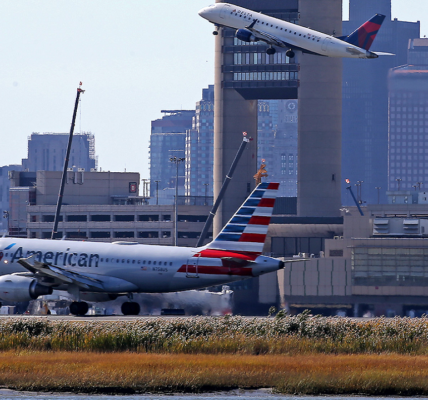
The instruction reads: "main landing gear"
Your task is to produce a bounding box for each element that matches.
[121,302,140,316]
[213,25,219,35]
[70,301,89,316]
[286,49,295,58]
[266,46,276,55]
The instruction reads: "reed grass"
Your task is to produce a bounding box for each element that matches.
[1,313,428,354]
[0,352,427,395]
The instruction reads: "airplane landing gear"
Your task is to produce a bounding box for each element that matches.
[266,46,276,55]
[286,49,295,58]
[213,25,219,35]
[121,302,140,316]
[70,301,89,316]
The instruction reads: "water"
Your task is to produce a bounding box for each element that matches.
[1,391,427,400]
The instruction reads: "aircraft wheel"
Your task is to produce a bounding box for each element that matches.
[70,301,89,316]
[213,30,219,36]
[266,47,276,55]
[286,50,295,58]
[121,302,140,316]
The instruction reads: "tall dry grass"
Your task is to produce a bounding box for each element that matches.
[1,313,428,354]
[0,352,427,395]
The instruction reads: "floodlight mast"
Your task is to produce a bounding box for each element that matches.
[51,83,85,239]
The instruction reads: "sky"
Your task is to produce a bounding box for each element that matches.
[0,0,427,180]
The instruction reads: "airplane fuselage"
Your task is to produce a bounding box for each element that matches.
[0,238,281,294]
[199,3,379,59]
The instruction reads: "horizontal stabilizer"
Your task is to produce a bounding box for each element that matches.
[372,51,395,56]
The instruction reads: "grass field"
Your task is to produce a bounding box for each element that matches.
[0,314,428,394]
[0,352,427,395]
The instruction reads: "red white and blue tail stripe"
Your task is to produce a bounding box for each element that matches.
[206,182,279,254]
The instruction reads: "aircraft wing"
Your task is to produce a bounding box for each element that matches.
[245,22,288,48]
[18,256,105,290]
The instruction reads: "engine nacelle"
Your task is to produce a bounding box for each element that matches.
[236,29,257,43]
[0,275,53,302]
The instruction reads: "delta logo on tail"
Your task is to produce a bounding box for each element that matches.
[344,14,386,51]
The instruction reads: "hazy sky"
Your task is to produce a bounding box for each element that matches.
[0,0,426,180]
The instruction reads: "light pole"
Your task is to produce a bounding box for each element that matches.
[396,178,402,191]
[154,180,160,205]
[356,180,364,204]
[375,187,381,204]
[169,156,185,246]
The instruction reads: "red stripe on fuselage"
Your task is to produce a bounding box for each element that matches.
[267,183,280,190]
[177,265,253,276]
[195,249,260,260]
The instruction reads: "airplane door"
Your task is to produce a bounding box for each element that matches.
[186,255,200,278]
[220,4,231,19]
[322,38,332,52]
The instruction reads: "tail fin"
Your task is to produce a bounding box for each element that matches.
[344,14,385,51]
[206,182,279,254]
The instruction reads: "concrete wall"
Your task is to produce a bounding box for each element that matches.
[297,0,342,217]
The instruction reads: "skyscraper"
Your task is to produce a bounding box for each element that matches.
[185,86,214,198]
[388,39,428,191]
[342,0,419,205]
[149,111,194,198]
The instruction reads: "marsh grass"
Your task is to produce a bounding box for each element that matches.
[0,352,427,395]
[1,314,428,354]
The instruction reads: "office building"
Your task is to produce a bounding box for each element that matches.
[185,86,214,198]
[22,132,97,172]
[342,0,420,205]
[388,39,428,191]
[149,111,194,199]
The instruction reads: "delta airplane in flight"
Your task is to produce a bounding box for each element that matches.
[199,3,392,59]
[0,183,286,315]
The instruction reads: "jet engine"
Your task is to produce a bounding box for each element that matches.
[235,29,257,43]
[0,275,53,302]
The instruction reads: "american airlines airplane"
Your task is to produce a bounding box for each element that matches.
[199,3,392,59]
[0,183,285,316]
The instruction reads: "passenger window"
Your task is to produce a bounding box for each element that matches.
[148,261,151,265]
[100,258,104,262]
[164,262,167,266]
[127,259,130,263]
[117,259,120,263]
[132,260,135,264]
[122,259,125,263]
[137,260,141,264]
[169,262,172,266]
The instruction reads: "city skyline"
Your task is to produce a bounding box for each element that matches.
[0,0,425,182]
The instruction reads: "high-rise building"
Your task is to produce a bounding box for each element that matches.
[185,86,214,198]
[257,100,298,197]
[388,39,428,191]
[22,132,97,172]
[149,111,194,199]
[342,0,420,205]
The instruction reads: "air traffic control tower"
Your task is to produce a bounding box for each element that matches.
[214,0,342,234]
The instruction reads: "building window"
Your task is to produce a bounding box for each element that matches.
[91,215,110,222]
[138,231,159,238]
[139,215,160,222]
[114,231,135,238]
[90,231,111,239]
[67,215,87,222]
[114,215,135,222]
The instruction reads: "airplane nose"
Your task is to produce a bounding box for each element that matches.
[198,7,208,18]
